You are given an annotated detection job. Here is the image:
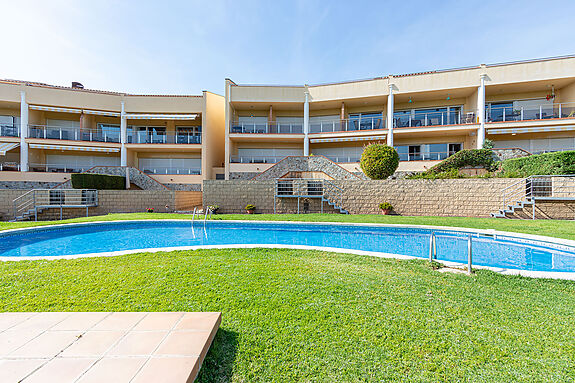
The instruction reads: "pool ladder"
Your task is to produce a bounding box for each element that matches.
[429,231,473,274]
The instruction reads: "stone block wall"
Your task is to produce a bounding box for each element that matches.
[331,179,517,217]
[0,190,204,221]
[204,179,525,217]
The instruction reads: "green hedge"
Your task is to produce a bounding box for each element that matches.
[428,149,497,173]
[500,151,575,177]
[71,173,126,190]
[360,143,400,179]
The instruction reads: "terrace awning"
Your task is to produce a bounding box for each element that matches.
[0,142,19,155]
[28,143,120,153]
[488,125,575,135]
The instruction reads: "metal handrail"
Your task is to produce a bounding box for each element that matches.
[13,189,98,221]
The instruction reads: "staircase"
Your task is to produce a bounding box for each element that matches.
[12,189,98,221]
[274,178,349,214]
[491,175,575,219]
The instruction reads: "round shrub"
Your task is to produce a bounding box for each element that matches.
[360,144,399,179]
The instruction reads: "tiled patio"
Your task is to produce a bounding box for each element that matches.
[0,312,221,382]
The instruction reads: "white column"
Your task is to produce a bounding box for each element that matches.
[19,91,29,172]
[386,84,394,146]
[120,101,127,166]
[477,74,486,149]
[303,91,310,156]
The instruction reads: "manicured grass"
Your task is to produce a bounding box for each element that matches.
[1,212,575,241]
[1,249,574,382]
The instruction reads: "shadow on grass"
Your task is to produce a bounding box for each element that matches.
[196,328,239,383]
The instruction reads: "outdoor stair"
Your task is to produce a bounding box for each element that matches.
[321,195,349,214]
[490,198,534,218]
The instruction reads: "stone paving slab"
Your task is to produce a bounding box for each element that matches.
[0,312,221,383]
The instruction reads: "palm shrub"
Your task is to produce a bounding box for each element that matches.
[360,143,399,179]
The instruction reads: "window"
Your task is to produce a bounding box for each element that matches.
[394,106,462,127]
[176,126,201,144]
[138,158,201,175]
[448,143,462,156]
[348,113,384,131]
[408,145,421,160]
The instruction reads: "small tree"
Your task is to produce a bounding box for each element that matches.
[360,143,400,179]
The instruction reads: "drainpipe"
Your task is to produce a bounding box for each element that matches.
[19,90,29,172]
[303,90,310,156]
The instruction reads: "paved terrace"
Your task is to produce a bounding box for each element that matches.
[0,312,221,382]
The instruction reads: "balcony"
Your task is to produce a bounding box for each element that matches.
[394,110,476,128]
[128,132,201,144]
[486,102,575,122]
[140,167,201,175]
[29,125,121,143]
[28,163,113,173]
[230,155,285,164]
[230,121,303,134]
[0,124,19,138]
[310,116,385,133]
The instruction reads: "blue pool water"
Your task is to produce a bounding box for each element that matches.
[1,221,574,273]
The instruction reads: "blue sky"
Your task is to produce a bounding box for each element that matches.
[2,0,575,95]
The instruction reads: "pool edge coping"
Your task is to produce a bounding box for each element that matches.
[1,219,575,281]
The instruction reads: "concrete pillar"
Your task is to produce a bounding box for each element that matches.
[120,101,127,166]
[386,84,394,147]
[303,91,310,156]
[19,91,29,172]
[224,80,232,180]
[477,74,487,149]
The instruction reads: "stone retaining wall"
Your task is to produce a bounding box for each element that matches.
[0,190,202,221]
[204,179,524,217]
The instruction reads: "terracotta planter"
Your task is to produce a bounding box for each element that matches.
[246,209,255,214]
[380,209,391,215]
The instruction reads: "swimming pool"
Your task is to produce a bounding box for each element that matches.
[1,220,575,278]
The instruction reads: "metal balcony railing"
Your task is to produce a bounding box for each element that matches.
[128,132,201,144]
[230,155,286,164]
[0,124,19,137]
[13,189,98,221]
[309,117,386,133]
[230,121,303,134]
[140,167,201,175]
[29,125,121,143]
[394,110,477,128]
[487,102,575,122]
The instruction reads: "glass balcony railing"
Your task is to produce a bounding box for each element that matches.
[230,121,303,134]
[28,163,116,173]
[0,162,20,171]
[140,167,201,175]
[398,151,458,161]
[310,117,385,133]
[29,125,121,143]
[394,110,476,128]
[127,132,201,144]
[486,102,575,122]
[0,124,19,137]
[230,155,285,164]
[322,155,361,163]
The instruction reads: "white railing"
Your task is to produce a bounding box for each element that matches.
[274,178,346,214]
[28,163,116,173]
[230,155,286,164]
[502,175,575,215]
[128,132,201,144]
[29,125,121,143]
[140,167,201,175]
[309,117,385,133]
[394,110,476,128]
[398,151,459,161]
[0,124,19,137]
[487,102,575,122]
[0,162,20,171]
[230,121,303,134]
[13,189,98,221]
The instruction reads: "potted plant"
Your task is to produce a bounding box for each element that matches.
[245,204,256,214]
[379,202,393,215]
[147,207,154,213]
[208,205,219,214]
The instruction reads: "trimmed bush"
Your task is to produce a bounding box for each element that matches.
[428,149,497,174]
[360,143,400,179]
[71,173,126,190]
[500,151,575,177]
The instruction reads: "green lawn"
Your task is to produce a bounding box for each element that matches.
[1,212,575,240]
[2,213,575,381]
[1,248,574,382]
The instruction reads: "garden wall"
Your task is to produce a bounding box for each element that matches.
[0,190,202,221]
[203,179,530,218]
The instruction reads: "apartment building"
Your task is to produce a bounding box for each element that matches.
[0,80,225,189]
[225,55,575,179]
[1,55,575,187]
